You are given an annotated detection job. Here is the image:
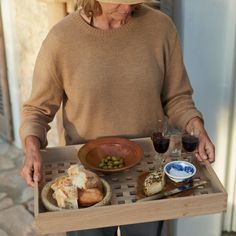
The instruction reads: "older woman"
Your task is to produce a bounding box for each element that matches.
[20,0,214,235]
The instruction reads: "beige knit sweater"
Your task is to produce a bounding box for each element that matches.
[20,5,202,148]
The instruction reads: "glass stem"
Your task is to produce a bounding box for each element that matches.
[187,152,193,163]
[159,153,164,171]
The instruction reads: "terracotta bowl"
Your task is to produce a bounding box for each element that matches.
[41,177,112,211]
[78,137,143,173]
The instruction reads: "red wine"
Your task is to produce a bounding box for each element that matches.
[182,135,199,152]
[152,132,170,153]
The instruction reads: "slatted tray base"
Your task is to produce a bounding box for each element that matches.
[35,138,227,234]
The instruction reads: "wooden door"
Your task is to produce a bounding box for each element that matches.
[0,5,13,141]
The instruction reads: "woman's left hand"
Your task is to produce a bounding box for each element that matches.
[186,117,215,163]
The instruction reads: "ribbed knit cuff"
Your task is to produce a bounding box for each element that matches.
[19,123,48,151]
[171,110,203,132]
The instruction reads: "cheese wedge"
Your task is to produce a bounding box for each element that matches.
[143,170,165,196]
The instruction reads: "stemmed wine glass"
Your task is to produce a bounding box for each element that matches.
[151,120,170,170]
[182,131,199,163]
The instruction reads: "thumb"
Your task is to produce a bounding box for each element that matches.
[33,174,40,183]
[33,162,41,183]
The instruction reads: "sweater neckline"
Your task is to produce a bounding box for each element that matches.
[72,6,144,36]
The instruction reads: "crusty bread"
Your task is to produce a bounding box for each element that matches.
[51,175,73,191]
[67,164,85,176]
[52,186,78,209]
[143,170,165,196]
[51,164,103,209]
[68,164,102,190]
[78,188,104,207]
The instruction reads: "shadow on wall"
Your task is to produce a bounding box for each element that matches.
[160,0,174,18]
[172,0,184,44]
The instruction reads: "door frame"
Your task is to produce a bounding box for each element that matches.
[0,2,13,142]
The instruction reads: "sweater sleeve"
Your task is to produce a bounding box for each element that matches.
[161,30,203,130]
[19,42,63,150]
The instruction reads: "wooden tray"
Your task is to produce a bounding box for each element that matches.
[34,138,227,234]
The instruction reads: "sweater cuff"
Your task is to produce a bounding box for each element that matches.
[171,110,204,132]
[19,123,48,151]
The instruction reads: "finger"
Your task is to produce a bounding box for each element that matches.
[205,145,215,163]
[26,175,35,187]
[197,142,208,161]
[33,161,42,182]
[195,152,203,162]
[21,167,34,187]
[20,163,31,178]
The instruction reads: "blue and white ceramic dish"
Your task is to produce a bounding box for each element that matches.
[164,161,196,183]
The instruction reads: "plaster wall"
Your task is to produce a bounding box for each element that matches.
[173,0,236,234]
[1,0,59,147]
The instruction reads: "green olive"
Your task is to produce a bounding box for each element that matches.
[99,156,125,169]
[113,161,119,165]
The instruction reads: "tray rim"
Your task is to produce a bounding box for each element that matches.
[34,137,228,234]
[35,191,227,234]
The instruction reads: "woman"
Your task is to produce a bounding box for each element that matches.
[20,0,215,235]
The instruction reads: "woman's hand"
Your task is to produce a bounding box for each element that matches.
[186,117,215,163]
[20,136,42,187]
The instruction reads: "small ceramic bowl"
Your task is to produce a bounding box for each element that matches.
[164,160,196,183]
[41,178,112,211]
[78,137,143,173]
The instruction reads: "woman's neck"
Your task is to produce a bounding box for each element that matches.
[80,10,131,30]
[94,14,131,30]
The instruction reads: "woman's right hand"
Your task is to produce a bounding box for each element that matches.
[20,136,42,187]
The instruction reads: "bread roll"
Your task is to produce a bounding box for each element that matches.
[143,170,165,196]
[68,164,102,190]
[78,188,103,207]
[51,164,104,209]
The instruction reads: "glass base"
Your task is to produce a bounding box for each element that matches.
[153,153,165,171]
[183,152,195,163]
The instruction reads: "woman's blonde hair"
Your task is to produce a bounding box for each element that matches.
[77,0,103,17]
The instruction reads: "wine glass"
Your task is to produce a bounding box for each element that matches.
[151,120,170,170]
[182,131,199,163]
